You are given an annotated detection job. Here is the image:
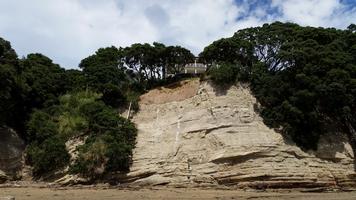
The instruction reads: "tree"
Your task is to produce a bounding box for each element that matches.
[0,37,18,66]
[64,69,86,91]
[123,43,158,86]
[79,47,128,107]
[123,43,194,87]
[200,38,244,64]
[0,37,25,130]
[0,63,18,126]
[209,63,239,85]
[200,22,356,150]
[164,46,195,76]
[79,46,126,88]
[348,24,356,33]
[21,53,67,109]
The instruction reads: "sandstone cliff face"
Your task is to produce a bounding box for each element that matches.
[0,127,25,180]
[125,79,356,189]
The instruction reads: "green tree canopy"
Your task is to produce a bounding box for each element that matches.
[79,46,127,88]
[21,53,68,108]
[164,45,195,75]
[200,22,356,150]
[0,37,24,129]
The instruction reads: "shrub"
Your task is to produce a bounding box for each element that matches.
[70,138,107,179]
[101,83,127,108]
[209,63,239,85]
[26,90,137,179]
[27,136,70,176]
[70,105,137,178]
[71,133,135,178]
[104,139,132,172]
[59,91,101,112]
[79,101,107,120]
[125,90,140,112]
[26,110,58,143]
[57,112,88,139]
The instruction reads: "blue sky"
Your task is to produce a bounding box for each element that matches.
[0,0,355,69]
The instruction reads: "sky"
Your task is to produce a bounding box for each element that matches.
[0,0,355,69]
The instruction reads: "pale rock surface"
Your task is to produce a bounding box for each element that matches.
[55,174,88,185]
[131,174,172,186]
[53,137,87,185]
[65,136,86,165]
[125,80,356,189]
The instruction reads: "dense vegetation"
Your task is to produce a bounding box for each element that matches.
[0,38,194,179]
[201,22,356,150]
[26,91,137,177]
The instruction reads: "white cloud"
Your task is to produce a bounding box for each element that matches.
[0,0,354,68]
[0,0,241,68]
[271,0,356,28]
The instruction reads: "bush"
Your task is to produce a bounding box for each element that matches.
[27,136,70,176]
[26,90,137,179]
[79,101,107,120]
[101,84,127,108]
[70,138,107,179]
[57,112,88,139]
[26,111,58,143]
[104,139,132,172]
[209,63,239,85]
[71,133,135,178]
[70,103,137,178]
[125,90,140,112]
[88,108,121,133]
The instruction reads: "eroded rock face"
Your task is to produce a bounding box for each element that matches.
[0,170,8,183]
[126,80,356,189]
[0,127,25,179]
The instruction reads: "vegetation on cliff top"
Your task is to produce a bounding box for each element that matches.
[201,22,356,150]
[0,22,355,178]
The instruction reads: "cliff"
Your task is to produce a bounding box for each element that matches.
[2,79,355,189]
[0,126,25,181]
[122,79,356,189]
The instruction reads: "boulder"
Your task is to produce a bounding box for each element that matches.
[132,175,172,186]
[55,174,88,186]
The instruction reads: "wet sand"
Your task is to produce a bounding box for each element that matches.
[1,187,356,200]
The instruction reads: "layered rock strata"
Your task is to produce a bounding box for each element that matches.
[125,80,356,189]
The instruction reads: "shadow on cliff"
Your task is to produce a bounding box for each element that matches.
[210,81,355,171]
[0,126,25,178]
[252,104,355,168]
[210,82,230,96]
[157,80,183,90]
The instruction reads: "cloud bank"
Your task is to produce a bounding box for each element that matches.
[0,0,355,68]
